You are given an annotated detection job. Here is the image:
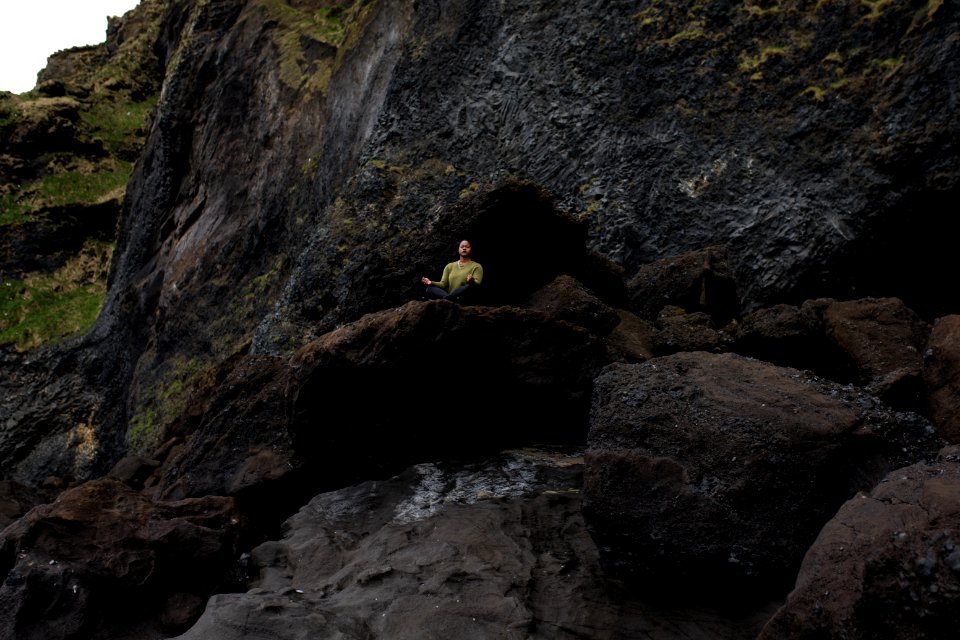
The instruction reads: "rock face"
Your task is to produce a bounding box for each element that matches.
[171,449,779,640]
[759,446,960,640]
[2,0,959,489]
[582,352,943,596]
[0,478,244,640]
[1,0,960,639]
[154,300,608,505]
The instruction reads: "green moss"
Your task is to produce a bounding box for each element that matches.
[822,50,844,65]
[739,46,789,72]
[0,241,112,351]
[243,258,284,301]
[0,95,18,128]
[0,194,31,226]
[302,154,321,175]
[127,407,157,452]
[632,6,662,27]
[127,355,204,454]
[860,0,895,21]
[659,21,707,46]
[458,182,480,200]
[829,77,850,90]
[80,98,156,155]
[865,56,904,80]
[37,163,132,208]
[256,0,378,93]
[741,3,783,18]
[801,85,827,102]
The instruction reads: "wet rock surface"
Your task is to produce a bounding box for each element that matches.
[172,449,779,640]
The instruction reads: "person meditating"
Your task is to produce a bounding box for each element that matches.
[421,239,484,301]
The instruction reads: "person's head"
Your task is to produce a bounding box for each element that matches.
[458,239,473,259]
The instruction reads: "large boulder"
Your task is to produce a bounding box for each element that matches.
[156,301,608,509]
[759,446,960,640]
[523,274,621,335]
[582,352,943,598]
[170,449,780,640]
[626,246,741,325]
[0,478,245,640]
[731,302,845,377]
[818,297,930,408]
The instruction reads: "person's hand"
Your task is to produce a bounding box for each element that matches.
[421,277,431,285]
[466,274,474,284]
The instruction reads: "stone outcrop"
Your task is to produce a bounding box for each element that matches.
[758,446,960,640]
[582,352,944,597]
[171,449,780,640]
[0,478,245,640]
[154,300,608,506]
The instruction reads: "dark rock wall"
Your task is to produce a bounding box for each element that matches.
[352,0,958,309]
[2,0,959,536]
[70,0,960,475]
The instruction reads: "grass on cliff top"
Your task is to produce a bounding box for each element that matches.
[257,0,377,92]
[0,241,112,351]
[1,161,131,227]
[81,97,156,155]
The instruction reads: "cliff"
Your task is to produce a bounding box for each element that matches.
[1,0,959,638]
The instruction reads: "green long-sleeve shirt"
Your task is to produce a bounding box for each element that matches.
[434,260,483,292]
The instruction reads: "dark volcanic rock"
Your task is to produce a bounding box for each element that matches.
[731,302,841,375]
[582,352,944,598]
[171,449,779,640]
[2,0,960,637]
[759,446,960,640]
[0,478,245,640]
[626,246,741,324]
[523,274,621,335]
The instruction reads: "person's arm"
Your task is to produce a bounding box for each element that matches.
[467,264,483,285]
[433,263,453,291]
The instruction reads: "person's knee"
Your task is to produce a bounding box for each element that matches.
[424,286,447,299]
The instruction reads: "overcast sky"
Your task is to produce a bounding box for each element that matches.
[0,1,142,94]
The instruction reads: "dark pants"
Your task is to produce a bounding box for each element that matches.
[424,284,477,302]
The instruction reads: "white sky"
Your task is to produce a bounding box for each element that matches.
[0,1,142,94]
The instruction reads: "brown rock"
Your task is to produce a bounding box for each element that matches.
[603,309,656,363]
[759,446,960,640]
[626,246,740,324]
[649,306,724,355]
[523,274,621,335]
[155,301,608,510]
[0,480,45,530]
[924,315,960,443]
[820,297,930,407]
[0,478,245,640]
[732,302,844,376]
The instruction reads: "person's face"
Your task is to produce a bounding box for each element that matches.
[458,241,472,258]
